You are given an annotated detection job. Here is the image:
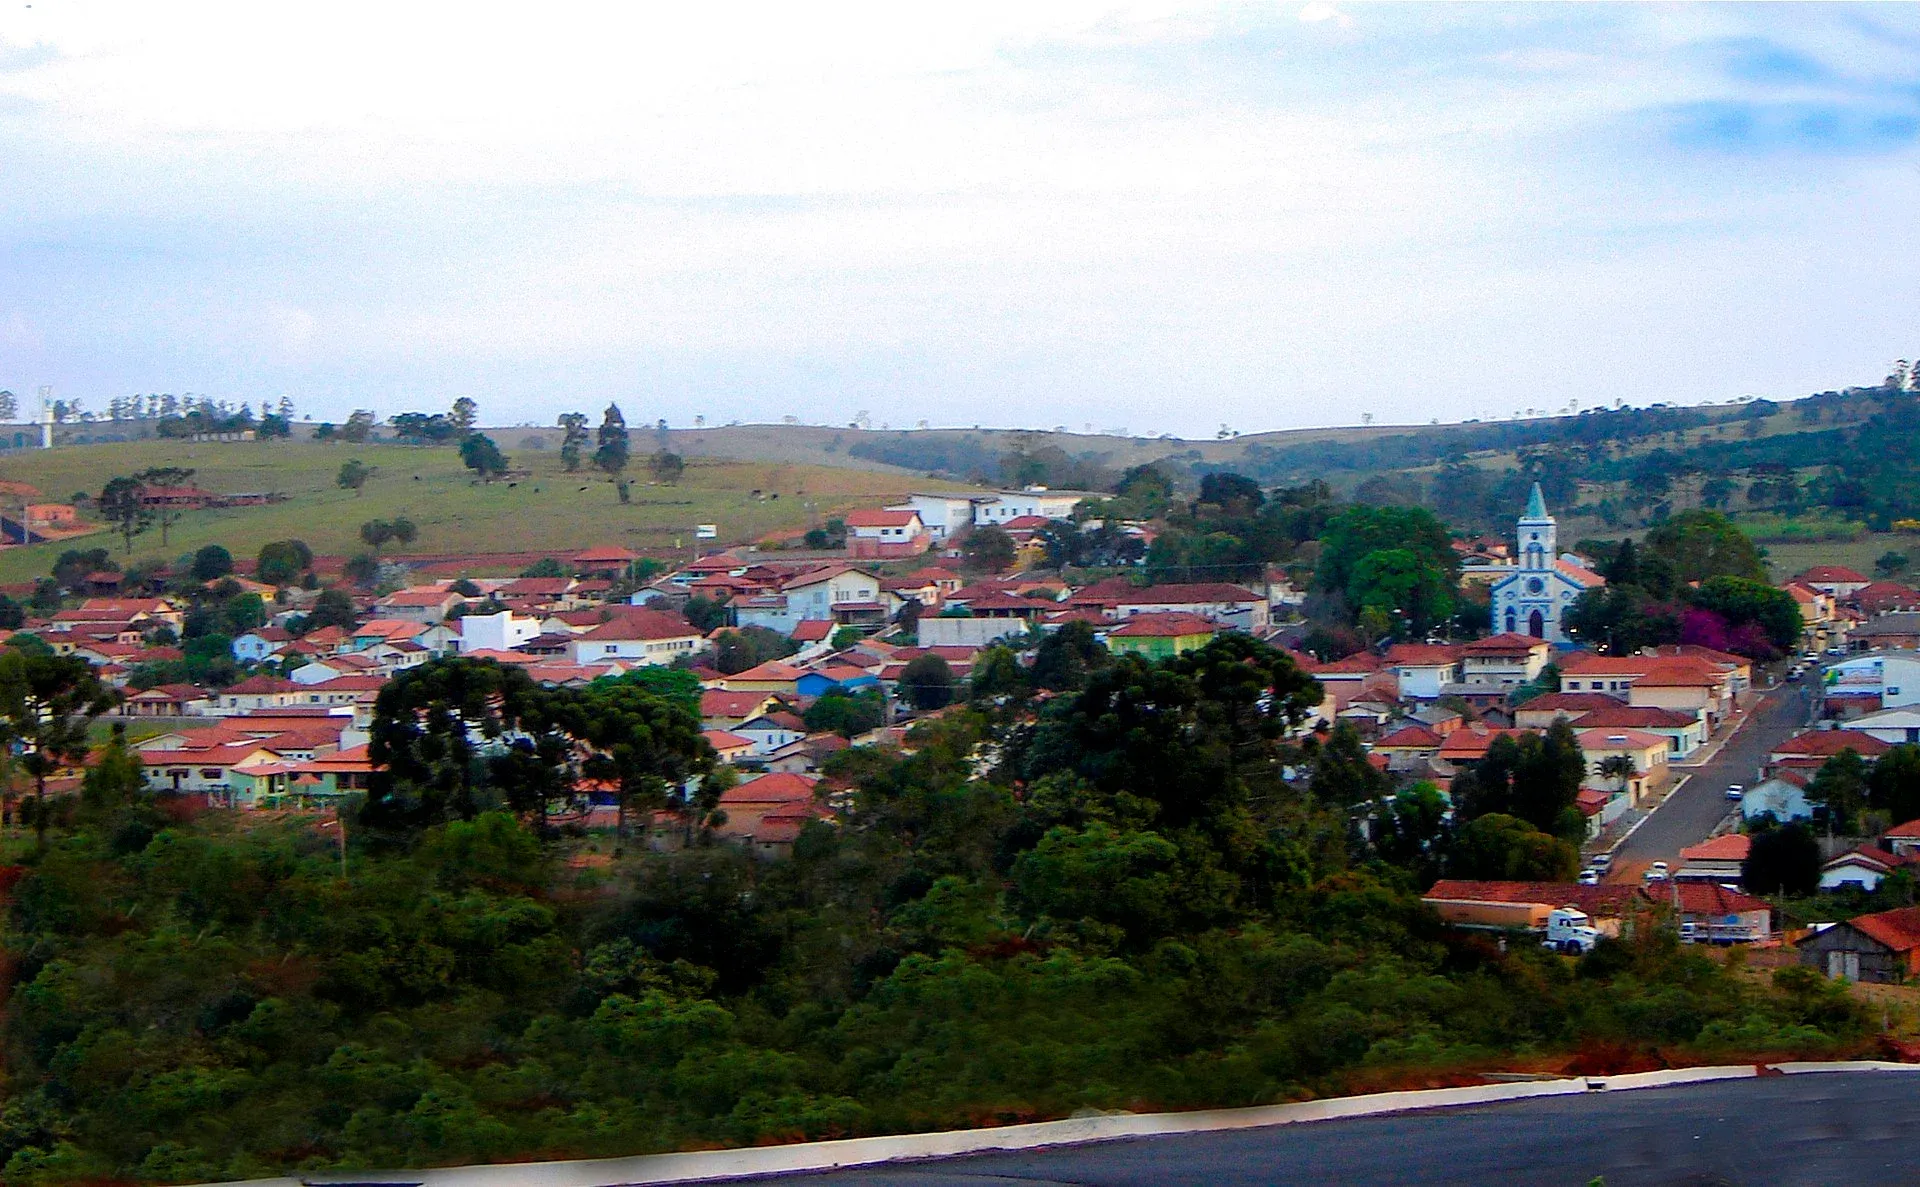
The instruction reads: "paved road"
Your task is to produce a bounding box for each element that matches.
[1611,684,1814,866]
[766,1074,1920,1186]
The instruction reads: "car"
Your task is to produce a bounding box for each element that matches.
[1577,869,1602,886]
[1590,852,1613,870]
[1827,646,1847,657]
[1644,861,1670,882]
[1725,783,1745,801]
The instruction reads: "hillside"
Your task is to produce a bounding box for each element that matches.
[0,439,954,584]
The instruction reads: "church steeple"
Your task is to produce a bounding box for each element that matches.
[1518,482,1556,571]
[1525,481,1547,520]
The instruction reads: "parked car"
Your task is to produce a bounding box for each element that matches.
[1644,861,1670,882]
[1590,852,1612,869]
[1725,783,1745,801]
[1577,868,1602,886]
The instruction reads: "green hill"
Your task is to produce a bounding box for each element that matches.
[0,439,946,584]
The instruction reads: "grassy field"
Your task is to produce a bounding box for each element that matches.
[0,439,957,583]
[1761,532,1919,582]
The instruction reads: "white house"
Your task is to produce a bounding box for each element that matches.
[568,610,705,667]
[459,610,542,654]
[1739,776,1813,823]
[1823,651,1920,715]
[1458,633,1551,687]
[1487,484,1605,644]
[734,713,807,756]
[1384,644,1461,700]
[1113,583,1269,633]
[1820,847,1909,892]
[231,627,291,663]
[971,488,1092,526]
[784,565,887,625]
[888,494,981,543]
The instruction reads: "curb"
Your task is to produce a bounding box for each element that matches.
[197,1061,1920,1187]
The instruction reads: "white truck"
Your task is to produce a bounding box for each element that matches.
[1540,907,1601,955]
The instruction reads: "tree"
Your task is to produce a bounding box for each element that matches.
[1031,620,1109,692]
[459,433,510,481]
[359,517,417,555]
[364,657,557,832]
[1316,504,1459,600]
[301,588,358,633]
[804,689,885,738]
[1346,547,1455,636]
[1196,471,1265,513]
[1596,754,1639,794]
[337,459,373,496]
[1449,813,1579,881]
[1452,719,1587,839]
[1743,822,1821,896]
[1641,510,1766,584]
[1870,744,1920,828]
[256,539,313,585]
[134,467,196,546]
[1807,748,1872,834]
[830,626,863,651]
[711,626,799,674]
[342,552,380,587]
[647,451,685,484]
[338,409,377,443]
[522,556,567,578]
[968,646,1026,703]
[97,477,152,554]
[558,412,590,471]
[222,592,267,636]
[0,595,21,631]
[900,653,955,711]
[1309,722,1391,808]
[1371,781,1452,882]
[449,396,478,436]
[191,544,234,582]
[593,403,630,483]
[0,651,117,848]
[962,525,1016,574]
[1877,550,1910,578]
[52,548,114,590]
[682,595,728,633]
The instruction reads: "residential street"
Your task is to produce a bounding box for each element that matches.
[762,1073,1920,1186]
[1609,681,1814,869]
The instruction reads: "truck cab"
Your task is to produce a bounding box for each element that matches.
[1542,906,1600,955]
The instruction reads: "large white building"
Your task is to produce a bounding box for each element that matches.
[1488,484,1603,645]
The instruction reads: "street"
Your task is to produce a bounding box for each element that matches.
[761,1073,1920,1186]
[1608,682,1813,869]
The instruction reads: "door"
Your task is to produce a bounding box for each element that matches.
[1846,952,1861,980]
[1528,609,1545,639]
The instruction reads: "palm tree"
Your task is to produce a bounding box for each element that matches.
[1597,754,1639,798]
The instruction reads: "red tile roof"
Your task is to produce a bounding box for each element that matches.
[572,546,640,564]
[700,689,773,718]
[1570,704,1700,730]
[1423,879,1644,916]
[224,675,302,695]
[1374,724,1443,749]
[1461,632,1550,655]
[1518,692,1623,715]
[1773,731,1893,758]
[843,509,921,528]
[1799,565,1869,583]
[1109,612,1219,638]
[1841,906,1920,953]
[1117,582,1261,605]
[577,609,700,641]
[1678,834,1751,862]
[1385,643,1461,667]
[1660,882,1770,916]
[720,772,820,806]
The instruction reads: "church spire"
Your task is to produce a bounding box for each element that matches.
[1525,481,1548,520]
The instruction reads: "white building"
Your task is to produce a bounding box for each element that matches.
[889,494,982,543]
[1487,484,1604,644]
[458,610,542,654]
[971,487,1093,526]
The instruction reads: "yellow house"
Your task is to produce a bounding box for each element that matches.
[1105,612,1220,660]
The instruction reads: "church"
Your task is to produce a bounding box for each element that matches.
[1487,483,1604,644]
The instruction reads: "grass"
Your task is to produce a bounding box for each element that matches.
[0,438,961,583]
[1762,532,1920,582]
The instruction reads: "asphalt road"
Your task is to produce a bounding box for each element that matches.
[765,1074,1920,1186]
[1610,684,1814,866]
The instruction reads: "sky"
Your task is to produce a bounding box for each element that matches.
[1,2,1919,437]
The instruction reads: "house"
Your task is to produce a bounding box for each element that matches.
[1384,643,1462,700]
[795,665,880,698]
[1840,706,1920,745]
[571,546,640,576]
[116,683,211,717]
[1885,817,1920,858]
[1421,879,1640,933]
[1556,654,1656,698]
[1820,846,1913,892]
[375,586,465,624]
[702,730,756,765]
[232,626,292,663]
[1851,583,1920,616]
[290,653,380,684]
[887,494,983,543]
[1769,729,1891,775]
[568,610,704,667]
[1738,774,1814,823]
[843,509,932,559]
[1458,633,1552,687]
[757,565,889,632]
[1105,612,1220,659]
[1843,612,1920,652]
[1675,833,1750,883]
[716,661,806,695]
[700,689,779,729]
[1111,583,1268,632]
[733,712,808,756]
[1487,485,1606,643]
[1565,704,1708,759]
[1371,724,1444,772]
[763,733,851,774]
[458,610,542,654]
[1576,729,1671,804]
[1796,565,1871,599]
[1625,658,1735,726]
[970,487,1092,526]
[1662,882,1771,944]
[1797,906,1920,982]
[1513,692,1626,730]
[712,772,828,858]
[215,675,304,715]
[284,744,379,799]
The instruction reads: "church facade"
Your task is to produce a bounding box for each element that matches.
[1488,483,1603,644]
